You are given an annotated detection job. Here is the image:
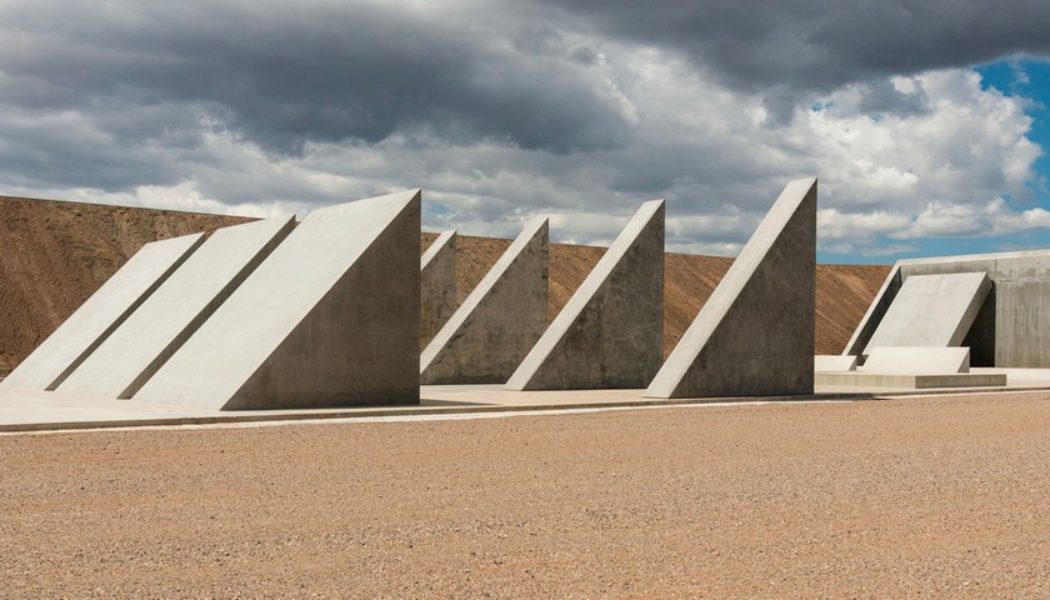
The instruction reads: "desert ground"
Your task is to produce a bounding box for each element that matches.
[2,391,1049,598]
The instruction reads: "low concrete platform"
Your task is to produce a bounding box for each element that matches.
[2,373,1048,433]
[815,371,1007,389]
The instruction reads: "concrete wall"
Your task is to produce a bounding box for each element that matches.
[506,200,664,391]
[420,230,457,348]
[1,233,204,391]
[845,249,1050,367]
[646,178,816,399]
[57,217,295,399]
[420,218,548,385]
[135,190,421,410]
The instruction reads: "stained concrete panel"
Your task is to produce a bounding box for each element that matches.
[58,217,295,399]
[506,200,664,390]
[1,233,204,391]
[862,272,990,356]
[863,347,970,374]
[814,355,858,372]
[420,230,457,348]
[645,178,816,399]
[134,190,421,410]
[420,218,548,384]
[847,249,1050,368]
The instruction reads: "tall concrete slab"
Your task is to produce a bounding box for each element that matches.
[862,272,990,355]
[420,218,548,384]
[134,190,421,410]
[506,200,664,390]
[420,230,457,348]
[645,178,816,399]
[57,217,296,399]
[1,233,204,391]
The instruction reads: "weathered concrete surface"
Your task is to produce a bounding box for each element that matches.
[814,355,858,372]
[420,218,548,384]
[57,217,295,399]
[864,346,971,374]
[842,264,902,357]
[862,272,990,356]
[135,190,421,410]
[1,233,204,391]
[846,249,1050,367]
[506,200,664,390]
[420,230,457,348]
[815,371,1006,388]
[646,178,816,399]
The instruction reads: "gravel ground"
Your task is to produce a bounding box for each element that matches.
[2,392,1049,598]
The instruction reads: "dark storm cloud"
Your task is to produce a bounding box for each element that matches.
[0,0,632,163]
[540,0,1050,119]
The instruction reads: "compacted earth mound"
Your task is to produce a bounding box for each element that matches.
[1,197,888,376]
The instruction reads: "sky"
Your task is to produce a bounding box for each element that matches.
[1,1,1049,264]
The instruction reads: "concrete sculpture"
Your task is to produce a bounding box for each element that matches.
[1,233,204,391]
[420,230,457,347]
[646,178,817,399]
[135,190,421,410]
[58,217,295,399]
[845,250,1050,368]
[506,200,664,390]
[420,218,548,384]
[862,272,990,356]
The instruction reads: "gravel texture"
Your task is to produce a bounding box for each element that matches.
[2,392,1049,598]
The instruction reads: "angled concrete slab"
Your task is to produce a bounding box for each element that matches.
[134,190,421,410]
[1,233,204,391]
[506,200,664,390]
[58,217,296,399]
[420,230,457,348]
[862,272,991,356]
[420,218,548,384]
[645,178,817,399]
[864,346,970,374]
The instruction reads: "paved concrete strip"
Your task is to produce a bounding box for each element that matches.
[1,233,205,391]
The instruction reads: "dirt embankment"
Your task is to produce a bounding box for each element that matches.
[1,197,887,375]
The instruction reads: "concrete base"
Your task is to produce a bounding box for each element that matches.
[863,346,970,374]
[815,372,1006,389]
[815,355,858,372]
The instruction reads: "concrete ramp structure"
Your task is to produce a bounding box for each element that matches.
[420,218,548,384]
[506,200,664,391]
[1,233,204,391]
[646,178,817,399]
[420,230,457,347]
[57,217,296,399]
[134,190,421,410]
[861,272,991,356]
